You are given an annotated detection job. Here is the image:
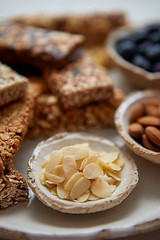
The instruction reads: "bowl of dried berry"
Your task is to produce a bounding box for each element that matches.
[115,89,160,164]
[107,23,160,88]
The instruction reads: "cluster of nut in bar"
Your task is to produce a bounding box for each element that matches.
[129,100,160,152]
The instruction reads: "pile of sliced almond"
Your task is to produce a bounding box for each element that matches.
[40,143,124,202]
[129,99,160,152]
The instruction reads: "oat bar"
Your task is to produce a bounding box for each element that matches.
[28,88,124,138]
[0,161,28,209]
[12,12,126,45]
[0,81,44,170]
[46,53,113,109]
[0,63,28,108]
[0,22,84,69]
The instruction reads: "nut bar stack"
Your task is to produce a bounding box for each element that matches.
[47,53,113,109]
[0,64,44,208]
[0,22,84,70]
[28,53,124,138]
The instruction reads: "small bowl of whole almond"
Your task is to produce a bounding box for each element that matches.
[115,89,160,164]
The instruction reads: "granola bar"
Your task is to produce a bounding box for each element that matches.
[0,22,84,69]
[28,88,124,138]
[12,12,127,45]
[0,161,28,209]
[0,63,28,108]
[46,52,113,109]
[0,81,44,172]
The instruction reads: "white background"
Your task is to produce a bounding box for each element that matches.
[0,0,160,25]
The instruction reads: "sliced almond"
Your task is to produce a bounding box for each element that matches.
[109,162,121,171]
[52,165,64,178]
[98,174,115,184]
[88,193,99,201]
[65,172,84,192]
[40,169,46,185]
[70,177,90,199]
[57,184,69,199]
[63,145,89,160]
[51,187,57,196]
[45,181,56,189]
[76,158,84,170]
[74,143,89,148]
[80,153,98,170]
[91,179,110,198]
[41,161,48,168]
[45,150,63,173]
[83,163,100,179]
[44,172,64,184]
[115,159,124,168]
[108,171,121,181]
[63,155,77,178]
[77,190,90,203]
[99,152,119,166]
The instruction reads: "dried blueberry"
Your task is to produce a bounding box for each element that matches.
[152,62,160,72]
[128,29,148,43]
[116,40,137,61]
[139,41,152,55]
[147,24,160,34]
[132,54,151,71]
[145,44,160,62]
[149,30,160,43]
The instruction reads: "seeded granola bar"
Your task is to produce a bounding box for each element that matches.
[0,63,28,108]
[12,12,126,45]
[28,88,124,138]
[0,81,44,173]
[0,161,28,209]
[0,22,84,69]
[46,52,113,109]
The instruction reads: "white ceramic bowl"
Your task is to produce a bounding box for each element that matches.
[107,26,160,88]
[28,132,138,214]
[115,89,160,164]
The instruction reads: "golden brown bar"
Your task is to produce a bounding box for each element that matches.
[46,52,113,109]
[0,22,84,69]
[0,81,44,171]
[0,63,28,108]
[0,162,28,209]
[28,88,124,138]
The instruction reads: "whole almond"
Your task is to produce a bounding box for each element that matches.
[145,104,158,117]
[145,126,160,147]
[157,105,160,118]
[129,123,144,139]
[142,134,160,152]
[137,116,160,127]
[144,99,160,107]
[129,103,145,123]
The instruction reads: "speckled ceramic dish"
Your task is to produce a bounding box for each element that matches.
[27,132,138,214]
[115,89,160,164]
[107,26,160,88]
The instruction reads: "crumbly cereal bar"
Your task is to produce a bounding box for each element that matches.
[0,63,28,108]
[46,52,113,109]
[0,161,28,209]
[0,81,44,173]
[0,22,84,69]
[28,88,124,138]
[12,12,127,45]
